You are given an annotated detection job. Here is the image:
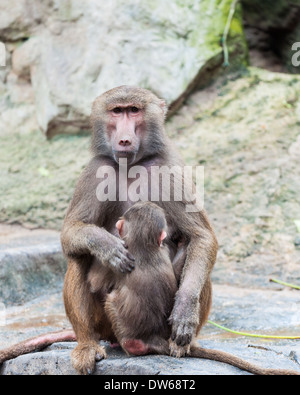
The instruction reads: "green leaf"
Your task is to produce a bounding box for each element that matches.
[294,220,300,233]
[38,167,50,177]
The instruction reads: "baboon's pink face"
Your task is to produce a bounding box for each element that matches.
[106,105,145,165]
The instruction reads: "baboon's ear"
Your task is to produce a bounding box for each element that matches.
[160,100,168,116]
[116,219,125,236]
[159,230,167,246]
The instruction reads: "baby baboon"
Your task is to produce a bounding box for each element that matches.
[101,201,177,355]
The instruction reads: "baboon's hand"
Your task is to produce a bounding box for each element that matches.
[169,296,199,355]
[91,232,135,274]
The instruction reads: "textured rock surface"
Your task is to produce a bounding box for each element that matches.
[0,226,298,375]
[1,281,300,375]
[0,224,65,305]
[0,0,246,136]
[1,339,300,375]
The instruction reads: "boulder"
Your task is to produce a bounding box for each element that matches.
[0,225,65,305]
[0,0,247,137]
[1,284,300,375]
[0,0,43,41]
[1,339,300,375]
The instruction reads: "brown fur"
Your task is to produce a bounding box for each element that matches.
[103,202,177,349]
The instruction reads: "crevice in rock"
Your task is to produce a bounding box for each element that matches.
[242,0,300,73]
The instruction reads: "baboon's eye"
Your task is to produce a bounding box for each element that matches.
[131,107,139,113]
[112,107,122,114]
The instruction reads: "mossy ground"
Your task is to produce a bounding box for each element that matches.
[167,67,300,286]
[0,132,90,229]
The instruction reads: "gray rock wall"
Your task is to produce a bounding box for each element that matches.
[0,0,247,137]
